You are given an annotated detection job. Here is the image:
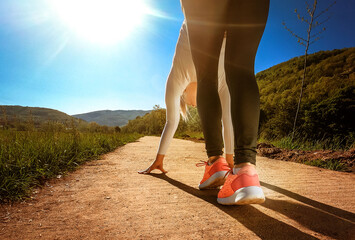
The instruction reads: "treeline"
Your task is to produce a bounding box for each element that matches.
[122,48,355,149]
[122,105,202,136]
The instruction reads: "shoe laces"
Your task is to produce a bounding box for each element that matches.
[224,169,232,178]
[195,160,208,167]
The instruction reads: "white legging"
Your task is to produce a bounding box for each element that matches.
[157,21,234,155]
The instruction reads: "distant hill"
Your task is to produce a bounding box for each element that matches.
[0,105,86,126]
[0,105,151,129]
[72,110,151,127]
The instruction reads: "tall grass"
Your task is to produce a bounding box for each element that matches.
[303,159,348,172]
[174,131,204,141]
[0,130,141,202]
[260,132,354,151]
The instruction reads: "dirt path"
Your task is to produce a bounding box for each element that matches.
[1,136,354,240]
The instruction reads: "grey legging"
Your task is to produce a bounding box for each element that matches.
[181,0,270,165]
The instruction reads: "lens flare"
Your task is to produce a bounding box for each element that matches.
[50,0,150,45]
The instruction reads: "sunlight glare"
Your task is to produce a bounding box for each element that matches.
[50,0,150,45]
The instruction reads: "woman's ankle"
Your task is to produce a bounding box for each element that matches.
[208,155,222,165]
[234,162,254,168]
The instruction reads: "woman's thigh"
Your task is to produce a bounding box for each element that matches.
[181,0,228,80]
[225,0,270,72]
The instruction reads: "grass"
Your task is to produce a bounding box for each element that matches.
[303,159,348,172]
[0,130,141,203]
[260,133,354,151]
[174,131,204,142]
[175,131,354,151]
[259,134,353,172]
[173,131,353,172]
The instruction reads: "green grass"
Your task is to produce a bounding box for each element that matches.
[260,132,354,151]
[174,131,352,172]
[0,130,141,202]
[258,133,353,172]
[174,131,204,141]
[303,159,348,172]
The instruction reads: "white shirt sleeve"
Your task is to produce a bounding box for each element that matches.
[157,22,193,155]
[218,38,234,155]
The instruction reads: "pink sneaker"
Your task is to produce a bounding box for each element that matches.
[217,165,265,205]
[197,157,230,190]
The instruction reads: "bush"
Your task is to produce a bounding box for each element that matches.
[122,105,202,135]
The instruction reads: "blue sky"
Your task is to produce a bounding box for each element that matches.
[0,0,354,115]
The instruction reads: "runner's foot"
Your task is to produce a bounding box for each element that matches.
[197,157,230,189]
[217,165,265,205]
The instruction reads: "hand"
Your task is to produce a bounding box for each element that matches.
[138,162,168,174]
[138,155,168,174]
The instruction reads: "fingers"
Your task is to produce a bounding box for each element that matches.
[138,167,152,174]
[138,165,168,174]
[159,166,168,174]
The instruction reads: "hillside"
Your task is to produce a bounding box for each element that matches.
[0,105,85,127]
[73,110,151,127]
[256,47,354,145]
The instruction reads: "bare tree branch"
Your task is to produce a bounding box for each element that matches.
[311,28,325,39]
[283,22,308,42]
[302,17,310,25]
[310,36,323,45]
[305,1,312,16]
[314,1,336,20]
[296,13,311,25]
[299,42,307,47]
[313,16,331,28]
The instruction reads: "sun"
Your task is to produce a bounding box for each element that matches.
[50,0,150,45]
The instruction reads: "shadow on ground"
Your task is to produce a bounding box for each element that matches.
[149,173,354,240]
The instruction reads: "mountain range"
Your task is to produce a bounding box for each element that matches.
[0,105,151,127]
[72,110,151,127]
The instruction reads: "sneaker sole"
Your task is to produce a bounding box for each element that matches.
[217,186,265,205]
[199,171,228,190]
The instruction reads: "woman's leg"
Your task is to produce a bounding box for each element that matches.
[182,0,229,158]
[225,0,270,166]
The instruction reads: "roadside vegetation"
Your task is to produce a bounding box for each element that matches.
[0,121,141,203]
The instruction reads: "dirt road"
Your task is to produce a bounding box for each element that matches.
[1,136,354,239]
